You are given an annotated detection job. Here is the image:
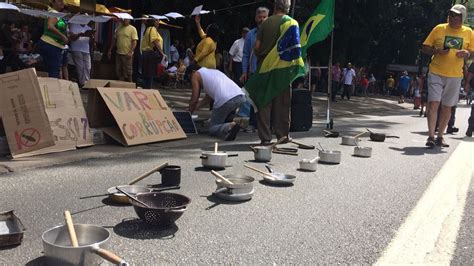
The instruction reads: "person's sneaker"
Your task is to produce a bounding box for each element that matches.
[243,125,257,133]
[446,127,459,134]
[466,128,473,137]
[425,137,436,148]
[419,110,423,116]
[224,124,241,141]
[435,137,449,147]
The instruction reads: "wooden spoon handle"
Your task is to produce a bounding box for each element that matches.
[211,170,233,185]
[94,248,127,265]
[128,162,169,185]
[243,164,276,179]
[353,132,366,138]
[64,210,79,247]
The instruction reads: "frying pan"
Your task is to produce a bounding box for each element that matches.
[366,128,400,142]
[243,164,296,185]
[107,163,169,204]
[288,138,315,149]
[323,130,340,138]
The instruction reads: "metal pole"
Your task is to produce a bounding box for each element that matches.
[326,31,334,129]
[291,0,297,18]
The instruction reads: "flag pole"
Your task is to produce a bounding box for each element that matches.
[326,30,334,129]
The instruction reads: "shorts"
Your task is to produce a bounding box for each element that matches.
[427,72,462,107]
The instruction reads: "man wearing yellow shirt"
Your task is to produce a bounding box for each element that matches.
[108,19,138,82]
[421,4,473,148]
[194,15,219,69]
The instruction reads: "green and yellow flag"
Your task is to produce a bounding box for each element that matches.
[300,0,335,58]
[244,15,305,109]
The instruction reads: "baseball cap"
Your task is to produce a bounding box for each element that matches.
[450,4,466,24]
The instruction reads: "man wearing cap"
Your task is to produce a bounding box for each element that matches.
[228,27,249,85]
[421,4,474,148]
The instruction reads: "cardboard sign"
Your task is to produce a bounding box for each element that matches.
[17,78,94,157]
[83,79,136,128]
[0,68,55,157]
[97,87,187,146]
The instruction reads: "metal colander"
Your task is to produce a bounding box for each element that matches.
[130,192,190,227]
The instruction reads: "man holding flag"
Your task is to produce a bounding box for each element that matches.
[246,0,304,145]
[244,0,334,145]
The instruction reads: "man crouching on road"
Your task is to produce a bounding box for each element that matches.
[421,4,473,148]
[187,64,246,141]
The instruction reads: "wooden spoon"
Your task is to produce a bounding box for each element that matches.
[211,170,234,185]
[64,210,79,247]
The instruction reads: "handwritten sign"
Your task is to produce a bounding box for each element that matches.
[0,68,55,157]
[97,88,186,146]
[19,78,94,157]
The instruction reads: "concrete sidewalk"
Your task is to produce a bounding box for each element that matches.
[0,87,415,174]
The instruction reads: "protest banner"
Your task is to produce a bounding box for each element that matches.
[18,78,94,157]
[0,68,55,157]
[97,87,186,146]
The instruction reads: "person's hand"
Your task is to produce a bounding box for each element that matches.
[456,49,470,58]
[194,15,201,24]
[240,73,248,83]
[127,51,133,58]
[435,48,449,55]
[61,34,69,44]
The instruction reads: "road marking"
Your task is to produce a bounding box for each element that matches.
[376,139,474,265]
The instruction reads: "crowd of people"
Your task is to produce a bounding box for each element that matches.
[0,0,472,147]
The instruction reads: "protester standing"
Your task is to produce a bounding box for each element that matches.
[385,75,395,96]
[421,4,473,148]
[239,7,269,133]
[229,27,249,85]
[169,39,180,66]
[107,19,138,82]
[465,62,474,137]
[69,23,94,87]
[412,73,422,109]
[140,19,163,89]
[341,62,356,100]
[38,0,68,79]
[194,15,219,69]
[331,62,341,101]
[397,71,411,103]
[253,0,295,145]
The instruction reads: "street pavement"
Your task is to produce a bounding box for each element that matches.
[0,92,473,264]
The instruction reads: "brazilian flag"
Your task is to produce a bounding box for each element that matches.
[244,15,305,110]
[300,0,335,59]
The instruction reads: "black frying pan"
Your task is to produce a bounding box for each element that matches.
[366,128,400,142]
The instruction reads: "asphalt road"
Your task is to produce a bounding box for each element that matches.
[0,102,472,264]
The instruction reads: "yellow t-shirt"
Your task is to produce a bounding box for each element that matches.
[141,26,163,52]
[115,24,138,55]
[423,23,474,78]
[194,27,216,69]
[386,78,395,88]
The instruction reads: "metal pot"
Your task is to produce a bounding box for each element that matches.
[299,158,318,172]
[250,146,272,162]
[214,175,255,201]
[42,224,126,265]
[341,136,361,146]
[366,128,399,142]
[318,150,341,164]
[200,152,238,169]
[354,146,372,158]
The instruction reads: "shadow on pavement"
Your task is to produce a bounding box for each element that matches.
[113,218,178,240]
[389,146,448,156]
[204,194,252,210]
[26,256,47,266]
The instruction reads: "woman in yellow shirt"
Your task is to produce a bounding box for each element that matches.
[194,15,219,69]
[141,19,163,89]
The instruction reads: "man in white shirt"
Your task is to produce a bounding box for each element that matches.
[341,62,356,100]
[228,27,249,85]
[169,39,180,66]
[69,22,94,87]
[187,64,246,141]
